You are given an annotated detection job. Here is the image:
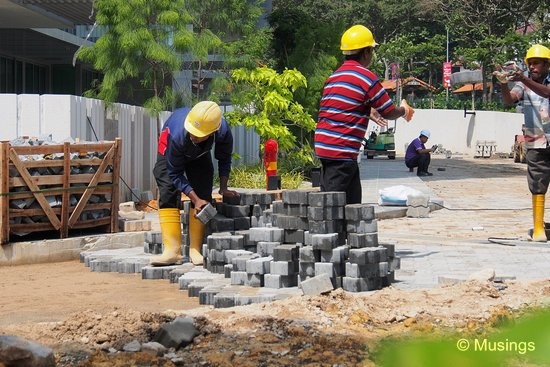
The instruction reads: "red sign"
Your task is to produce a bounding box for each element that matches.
[443,62,452,88]
[390,63,400,80]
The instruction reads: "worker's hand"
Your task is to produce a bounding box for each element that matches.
[493,62,522,83]
[369,109,388,127]
[507,70,526,83]
[193,199,209,213]
[401,99,415,122]
[219,188,240,199]
[493,70,509,83]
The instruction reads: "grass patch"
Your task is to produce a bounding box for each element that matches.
[226,164,306,189]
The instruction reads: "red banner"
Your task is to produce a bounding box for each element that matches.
[443,62,452,88]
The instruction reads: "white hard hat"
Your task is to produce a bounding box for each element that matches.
[420,129,430,138]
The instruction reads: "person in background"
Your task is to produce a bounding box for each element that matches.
[497,44,550,242]
[314,24,415,205]
[405,129,436,177]
[152,101,239,266]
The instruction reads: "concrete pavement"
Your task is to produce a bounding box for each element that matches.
[359,156,550,290]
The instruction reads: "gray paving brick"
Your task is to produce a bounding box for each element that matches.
[270,260,299,276]
[264,273,298,288]
[284,229,305,243]
[349,247,387,265]
[245,256,272,274]
[282,190,310,204]
[300,273,334,295]
[311,233,339,251]
[347,232,378,248]
[349,219,378,234]
[249,227,284,242]
[257,241,280,257]
[344,204,375,221]
[273,244,299,262]
[344,276,382,292]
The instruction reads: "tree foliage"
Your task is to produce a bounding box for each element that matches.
[226,66,316,164]
[270,0,549,110]
[77,0,193,118]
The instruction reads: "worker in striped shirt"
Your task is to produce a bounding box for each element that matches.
[314,24,415,204]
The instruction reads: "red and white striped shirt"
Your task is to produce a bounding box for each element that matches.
[315,60,395,160]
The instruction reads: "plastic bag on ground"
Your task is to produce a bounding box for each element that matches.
[378,185,423,206]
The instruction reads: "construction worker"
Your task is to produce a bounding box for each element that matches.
[497,44,550,241]
[314,24,415,204]
[152,101,239,265]
[405,129,436,176]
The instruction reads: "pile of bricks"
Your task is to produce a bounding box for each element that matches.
[94,188,402,308]
[194,189,399,295]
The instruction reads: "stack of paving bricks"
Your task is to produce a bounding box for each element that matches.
[80,188,400,308]
[193,190,400,301]
[343,203,397,291]
[305,191,347,288]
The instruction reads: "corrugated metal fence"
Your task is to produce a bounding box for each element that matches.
[0,94,260,201]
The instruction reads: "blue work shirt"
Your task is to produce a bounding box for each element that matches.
[157,107,233,195]
[405,137,425,161]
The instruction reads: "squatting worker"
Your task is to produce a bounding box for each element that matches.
[152,101,239,266]
[314,24,415,204]
[405,129,436,177]
[498,44,550,242]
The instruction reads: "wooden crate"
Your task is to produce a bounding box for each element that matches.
[0,138,122,244]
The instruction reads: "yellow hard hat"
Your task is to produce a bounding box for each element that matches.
[184,101,222,138]
[340,25,378,55]
[524,44,550,64]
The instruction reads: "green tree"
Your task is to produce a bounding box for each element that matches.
[421,0,542,103]
[77,0,194,130]
[226,66,316,165]
[184,0,269,100]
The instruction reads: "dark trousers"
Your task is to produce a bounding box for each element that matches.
[527,148,550,194]
[405,153,431,175]
[153,153,214,209]
[320,159,361,204]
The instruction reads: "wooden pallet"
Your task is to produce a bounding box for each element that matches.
[0,138,122,244]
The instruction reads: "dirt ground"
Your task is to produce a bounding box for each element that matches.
[1,157,550,366]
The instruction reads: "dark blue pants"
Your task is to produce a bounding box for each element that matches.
[405,153,431,175]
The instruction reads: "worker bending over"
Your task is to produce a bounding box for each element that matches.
[152,101,239,265]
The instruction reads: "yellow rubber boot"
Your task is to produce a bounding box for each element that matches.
[150,208,183,266]
[188,208,205,265]
[531,194,547,242]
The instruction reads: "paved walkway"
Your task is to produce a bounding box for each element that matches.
[358,156,550,290]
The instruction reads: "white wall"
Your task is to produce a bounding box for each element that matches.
[0,94,261,201]
[368,109,524,156]
[0,94,524,198]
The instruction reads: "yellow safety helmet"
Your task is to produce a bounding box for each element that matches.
[184,101,222,138]
[524,44,550,64]
[340,25,378,55]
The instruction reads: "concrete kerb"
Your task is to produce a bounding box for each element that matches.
[0,232,146,266]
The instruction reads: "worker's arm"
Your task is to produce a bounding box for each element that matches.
[214,119,239,199]
[499,81,519,106]
[417,147,434,154]
[187,190,209,212]
[368,108,388,127]
[218,176,239,199]
[380,99,414,121]
[509,72,550,99]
